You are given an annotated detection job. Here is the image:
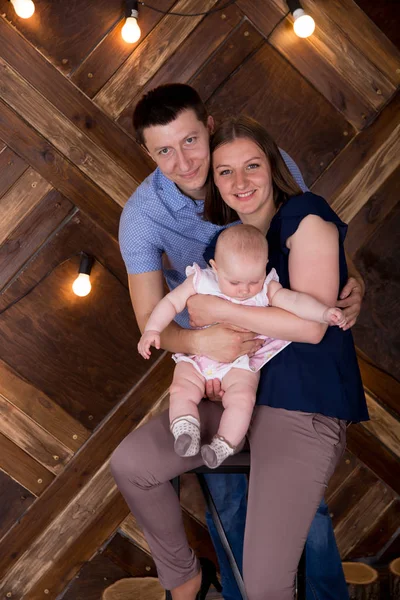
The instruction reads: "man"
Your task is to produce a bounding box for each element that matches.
[119,83,363,599]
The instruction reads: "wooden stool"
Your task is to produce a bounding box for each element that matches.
[102,576,164,599]
[342,562,380,600]
[166,450,306,600]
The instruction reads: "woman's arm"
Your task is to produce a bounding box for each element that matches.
[187,216,341,344]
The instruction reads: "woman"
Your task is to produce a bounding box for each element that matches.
[111,116,368,600]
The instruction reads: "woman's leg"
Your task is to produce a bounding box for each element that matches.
[243,407,346,600]
[110,400,223,592]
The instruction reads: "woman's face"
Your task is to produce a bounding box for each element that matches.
[212,138,274,221]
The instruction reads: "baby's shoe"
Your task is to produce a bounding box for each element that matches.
[170,415,201,457]
[201,435,235,469]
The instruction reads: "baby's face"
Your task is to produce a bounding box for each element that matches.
[215,256,266,300]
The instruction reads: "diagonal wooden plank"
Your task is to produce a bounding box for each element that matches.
[0,58,137,207]
[0,359,90,452]
[357,350,400,418]
[363,390,400,459]
[0,98,121,239]
[236,0,286,38]
[0,168,52,246]
[95,0,220,119]
[0,146,27,198]
[0,16,152,184]
[0,353,173,580]
[0,432,55,496]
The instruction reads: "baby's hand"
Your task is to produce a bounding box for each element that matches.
[323,307,347,329]
[138,330,161,359]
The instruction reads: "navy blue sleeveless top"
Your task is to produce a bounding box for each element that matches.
[205,192,368,423]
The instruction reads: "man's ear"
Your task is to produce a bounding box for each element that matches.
[207,115,215,134]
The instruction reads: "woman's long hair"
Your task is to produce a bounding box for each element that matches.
[204,116,303,225]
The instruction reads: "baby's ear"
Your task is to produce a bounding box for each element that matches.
[209,259,217,273]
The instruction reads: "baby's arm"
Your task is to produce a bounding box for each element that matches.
[268,281,347,328]
[138,276,196,358]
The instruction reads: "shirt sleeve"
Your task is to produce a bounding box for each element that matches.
[118,196,163,274]
[279,149,309,192]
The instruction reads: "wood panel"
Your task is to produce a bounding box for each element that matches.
[326,451,359,504]
[207,42,354,184]
[363,391,400,459]
[0,189,75,291]
[356,0,400,49]
[117,1,246,136]
[0,353,172,581]
[0,16,152,185]
[0,146,27,197]
[72,0,176,98]
[0,359,90,452]
[104,533,157,578]
[0,168,52,245]
[0,432,55,496]
[328,464,378,527]
[95,0,220,119]
[0,471,35,543]
[235,0,286,37]
[357,350,400,418]
[347,498,400,560]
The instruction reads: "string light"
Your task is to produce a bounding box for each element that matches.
[287,1,315,38]
[122,0,141,44]
[72,254,94,297]
[9,0,35,19]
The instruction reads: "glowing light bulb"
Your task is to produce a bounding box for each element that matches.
[121,16,141,43]
[72,273,91,297]
[293,9,315,38]
[10,0,35,19]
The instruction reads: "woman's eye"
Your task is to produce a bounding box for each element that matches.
[247,163,260,170]
[219,169,232,176]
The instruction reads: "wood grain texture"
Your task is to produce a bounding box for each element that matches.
[347,498,400,560]
[357,350,400,419]
[326,451,359,504]
[328,464,378,527]
[0,432,55,496]
[0,16,152,185]
[236,0,286,37]
[0,359,90,452]
[104,533,157,578]
[0,57,138,207]
[95,0,220,119]
[347,425,400,495]
[311,92,400,206]
[117,1,245,136]
[363,390,400,459]
[0,146,27,198]
[0,395,73,474]
[190,21,264,104]
[356,0,400,50]
[0,470,35,543]
[0,189,75,292]
[0,168,52,246]
[0,99,121,239]
[72,0,176,98]
[0,353,172,580]
[207,42,354,184]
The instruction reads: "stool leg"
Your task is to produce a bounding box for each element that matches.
[296,547,307,600]
[197,473,248,600]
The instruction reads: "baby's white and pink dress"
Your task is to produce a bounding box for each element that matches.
[173,263,290,380]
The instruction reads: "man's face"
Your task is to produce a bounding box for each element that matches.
[143,109,213,200]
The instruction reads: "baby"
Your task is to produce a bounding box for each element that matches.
[138,225,346,469]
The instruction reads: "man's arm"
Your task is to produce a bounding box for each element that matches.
[128,270,263,361]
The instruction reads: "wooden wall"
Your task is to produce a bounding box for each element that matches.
[0,0,399,598]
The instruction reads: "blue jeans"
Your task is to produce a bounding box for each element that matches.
[204,474,349,600]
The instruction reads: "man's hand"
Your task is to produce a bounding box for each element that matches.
[336,277,364,330]
[187,294,225,328]
[196,323,264,363]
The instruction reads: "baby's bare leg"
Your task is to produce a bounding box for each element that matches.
[201,369,259,468]
[169,362,206,458]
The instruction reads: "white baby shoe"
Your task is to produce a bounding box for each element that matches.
[170,415,201,457]
[201,435,235,469]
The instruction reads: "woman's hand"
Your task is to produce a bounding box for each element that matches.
[187,294,226,328]
[336,277,364,330]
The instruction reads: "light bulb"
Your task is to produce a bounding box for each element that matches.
[293,9,315,38]
[10,0,35,19]
[72,273,91,297]
[121,16,141,43]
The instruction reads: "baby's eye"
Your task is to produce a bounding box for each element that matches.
[230,282,239,286]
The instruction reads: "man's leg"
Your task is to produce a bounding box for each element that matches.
[204,473,247,600]
[305,498,350,600]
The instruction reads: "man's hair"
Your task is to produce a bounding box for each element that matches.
[203,115,303,225]
[215,224,268,265]
[133,83,208,147]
